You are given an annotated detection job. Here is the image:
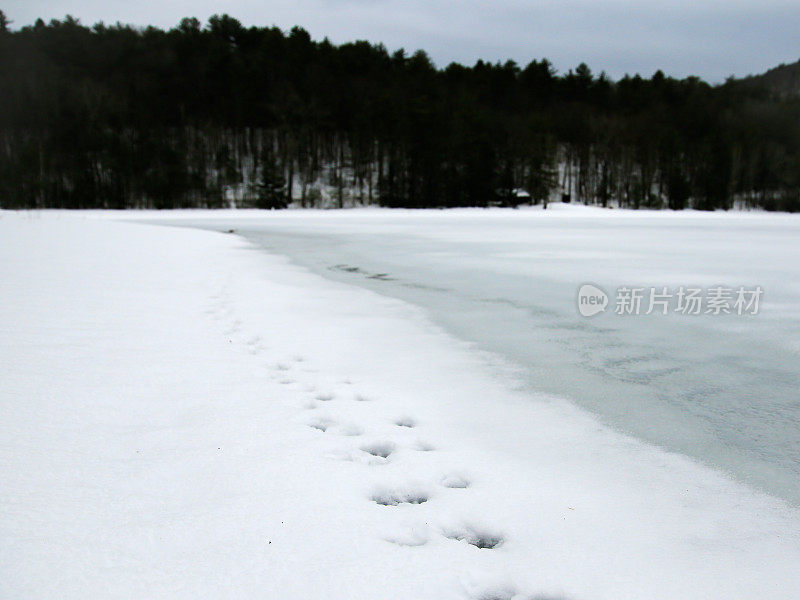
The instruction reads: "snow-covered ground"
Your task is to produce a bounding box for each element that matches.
[2,209,800,599]
[170,205,800,504]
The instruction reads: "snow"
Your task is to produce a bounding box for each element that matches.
[2,209,800,599]
[166,204,800,504]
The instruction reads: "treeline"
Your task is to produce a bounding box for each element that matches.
[2,13,800,210]
[744,59,800,99]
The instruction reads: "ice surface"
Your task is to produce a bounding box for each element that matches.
[2,210,800,599]
[170,205,800,505]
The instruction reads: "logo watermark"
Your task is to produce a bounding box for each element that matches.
[577,283,609,317]
[577,284,763,317]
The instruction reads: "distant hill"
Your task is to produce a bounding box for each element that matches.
[743,59,800,97]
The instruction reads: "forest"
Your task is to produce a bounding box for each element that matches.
[1,12,800,211]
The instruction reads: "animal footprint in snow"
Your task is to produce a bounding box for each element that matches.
[415,440,436,452]
[385,532,428,547]
[371,485,430,506]
[394,416,416,428]
[315,392,335,402]
[444,524,504,549]
[471,587,566,600]
[360,441,396,460]
[468,585,519,600]
[383,522,429,547]
[441,473,471,489]
[308,417,335,432]
[225,319,243,334]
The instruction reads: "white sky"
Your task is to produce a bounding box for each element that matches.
[5,0,799,82]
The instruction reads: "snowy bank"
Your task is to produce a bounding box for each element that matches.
[1,211,800,599]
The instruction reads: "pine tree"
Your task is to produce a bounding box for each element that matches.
[1,13,799,211]
[256,146,288,209]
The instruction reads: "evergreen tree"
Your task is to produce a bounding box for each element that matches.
[256,146,288,209]
[1,12,799,211]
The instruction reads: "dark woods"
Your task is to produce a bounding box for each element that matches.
[2,13,800,211]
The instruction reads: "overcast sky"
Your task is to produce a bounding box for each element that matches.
[5,1,799,82]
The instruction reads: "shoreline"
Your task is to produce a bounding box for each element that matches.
[162,206,800,506]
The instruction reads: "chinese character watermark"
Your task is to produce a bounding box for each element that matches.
[577,284,762,317]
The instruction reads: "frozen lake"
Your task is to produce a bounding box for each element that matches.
[170,206,800,505]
